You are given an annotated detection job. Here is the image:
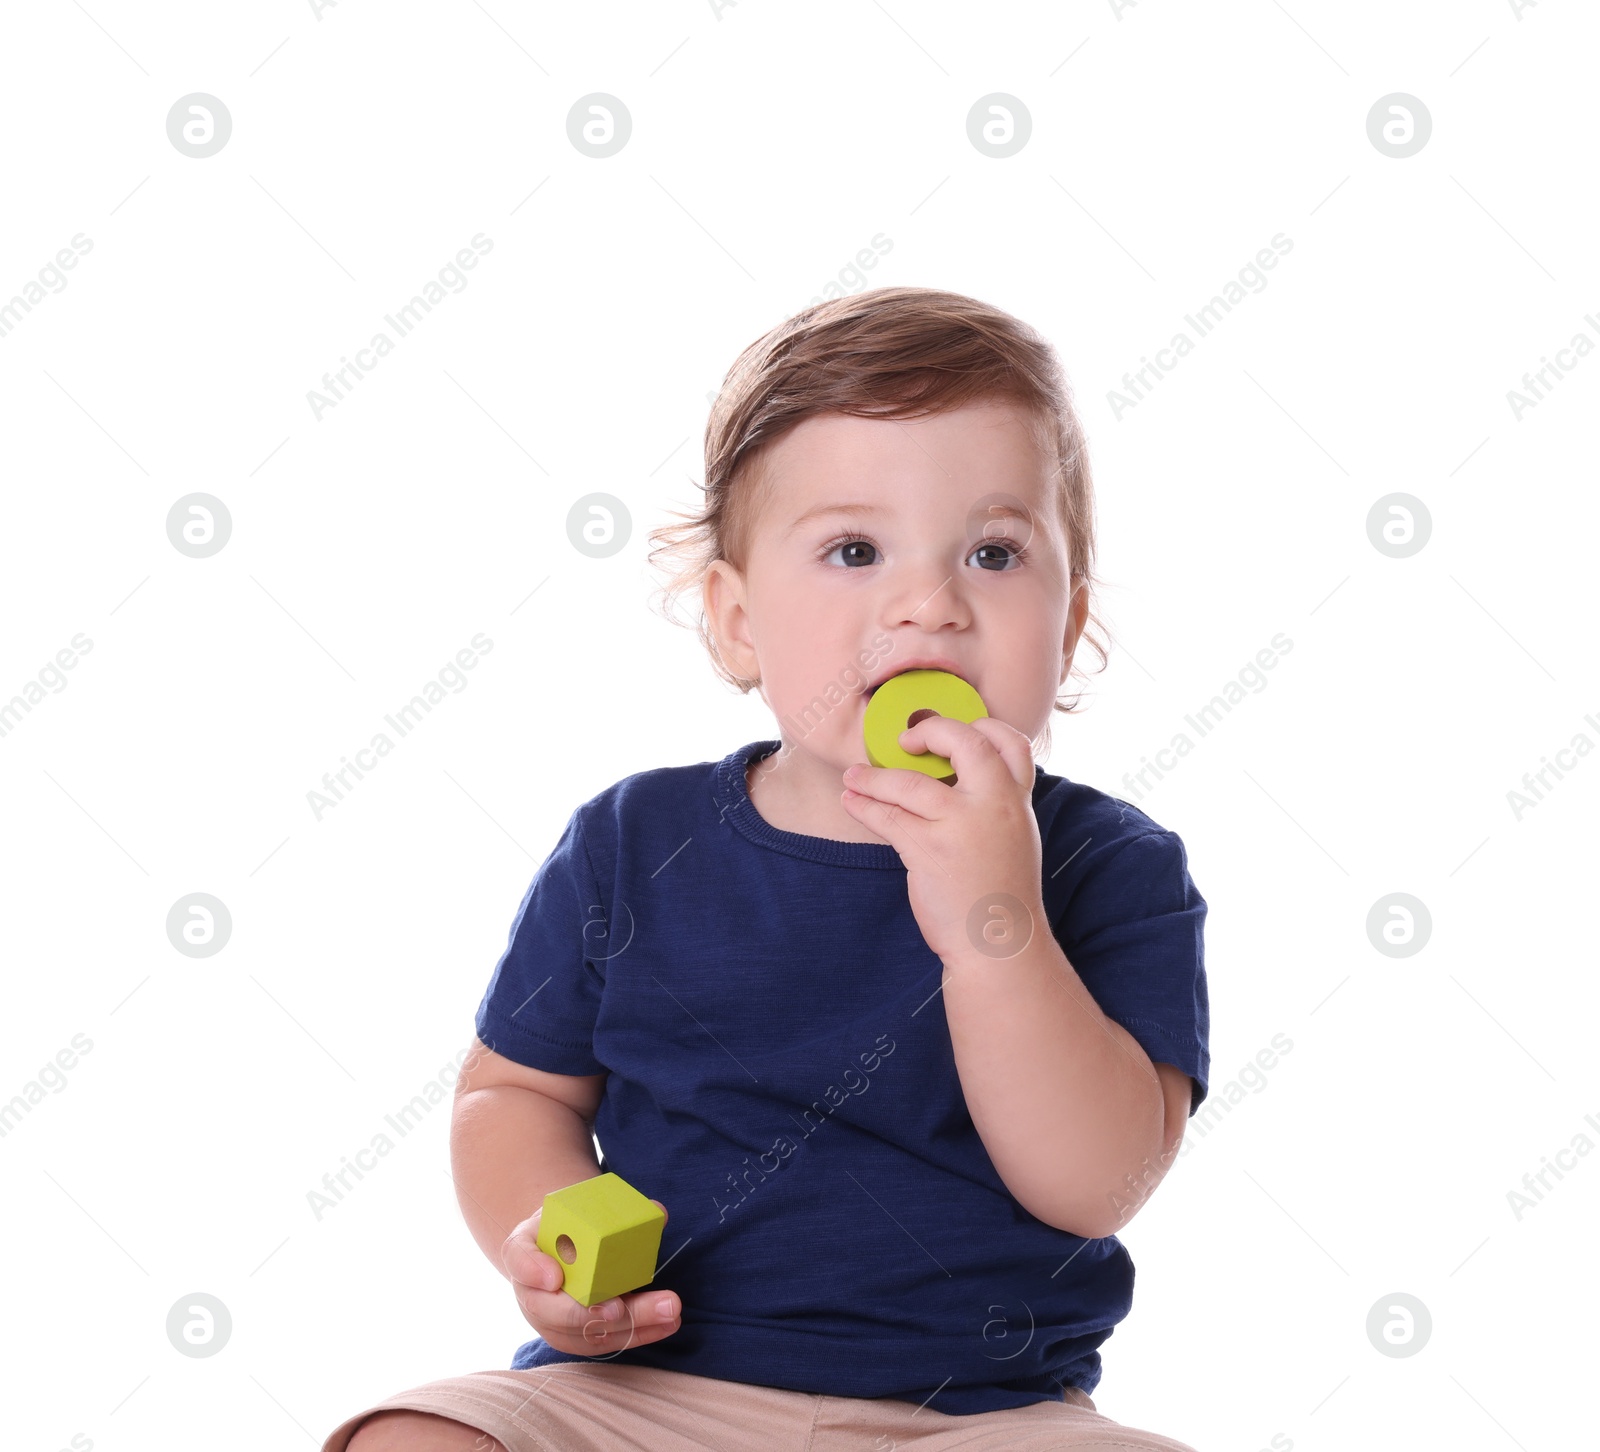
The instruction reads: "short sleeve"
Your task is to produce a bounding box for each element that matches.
[474,807,607,1076]
[1054,829,1210,1114]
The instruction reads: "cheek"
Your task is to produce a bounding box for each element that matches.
[767,632,850,702]
[988,599,1059,661]
[751,604,872,736]
[753,577,857,671]
[980,605,1069,716]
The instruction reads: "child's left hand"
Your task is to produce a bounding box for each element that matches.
[841,715,1045,965]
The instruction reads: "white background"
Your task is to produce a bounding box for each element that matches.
[2,2,1595,1449]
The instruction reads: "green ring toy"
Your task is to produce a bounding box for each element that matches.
[862,669,988,780]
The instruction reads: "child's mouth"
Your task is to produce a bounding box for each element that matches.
[864,664,969,700]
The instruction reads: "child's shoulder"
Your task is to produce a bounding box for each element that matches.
[563,740,754,836]
[1031,764,1187,858]
[1032,767,1205,912]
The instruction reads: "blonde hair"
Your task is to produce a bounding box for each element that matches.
[647,286,1110,747]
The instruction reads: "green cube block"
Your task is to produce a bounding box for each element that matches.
[535,1171,665,1309]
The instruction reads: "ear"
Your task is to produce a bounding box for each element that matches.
[1059,576,1091,685]
[703,559,761,684]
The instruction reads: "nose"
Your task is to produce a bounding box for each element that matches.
[883,557,970,633]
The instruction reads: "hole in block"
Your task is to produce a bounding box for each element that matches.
[906,708,939,729]
[556,1234,577,1264]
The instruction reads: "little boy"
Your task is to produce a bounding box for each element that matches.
[322,287,1210,1452]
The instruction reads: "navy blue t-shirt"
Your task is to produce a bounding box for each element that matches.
[473,738,1210,1415]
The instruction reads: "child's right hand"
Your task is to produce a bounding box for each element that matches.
[501,1200,682,1356]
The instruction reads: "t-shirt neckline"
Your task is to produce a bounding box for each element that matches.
[714,739,907,869]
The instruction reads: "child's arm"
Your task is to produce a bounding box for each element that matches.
[450,1037,606,1273]
[842,719,1205,1241]
[451,1037,684,1350]
[942,954,1190,1238]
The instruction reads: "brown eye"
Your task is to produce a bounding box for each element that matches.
[823,538,879,567]
[968,538,1026,571]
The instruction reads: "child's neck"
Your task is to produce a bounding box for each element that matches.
[746,745,890,847]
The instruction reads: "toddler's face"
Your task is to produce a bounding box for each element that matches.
[706,399,1088,778]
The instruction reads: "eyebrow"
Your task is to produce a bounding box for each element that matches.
[783,502,881,537]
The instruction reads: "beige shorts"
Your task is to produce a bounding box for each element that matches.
[320,1359,1199,1451]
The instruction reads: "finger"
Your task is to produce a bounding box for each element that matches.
[857,714,1003,796]
[840,778,951,876]
[514,1279,627,1340]
[560,1304,644,1355]
[572,1285,679,1326]
[503,1226,558,1291]
[896,715,1015,793]
[556,1285,681,1351]
[548,1304,680,1357]
[622,1286,680,1325]
[842,760,948,821]
[514,1263,680,1332]
[963,715,1036,789]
